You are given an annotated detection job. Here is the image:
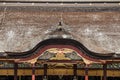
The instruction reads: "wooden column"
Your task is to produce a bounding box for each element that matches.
[73,64,77,76]
[73,64,77,80]
[44,64,47,76]
[32,64,35,80]
[43,64,47,80]
[103,64,107,80]
[14,63,18,80]
[85,65,89,80]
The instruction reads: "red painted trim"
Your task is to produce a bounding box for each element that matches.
[85,75,88,80]
[32,64,35,80]
[18,45,101,62]
[32,75,35,80]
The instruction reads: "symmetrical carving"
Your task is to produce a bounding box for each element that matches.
[39,48,82,60]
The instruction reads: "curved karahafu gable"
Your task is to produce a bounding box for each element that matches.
[0,38,115,60]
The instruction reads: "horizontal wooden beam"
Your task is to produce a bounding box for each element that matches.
[0,69,119,77]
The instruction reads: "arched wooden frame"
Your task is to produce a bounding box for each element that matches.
[18,45,101,63]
